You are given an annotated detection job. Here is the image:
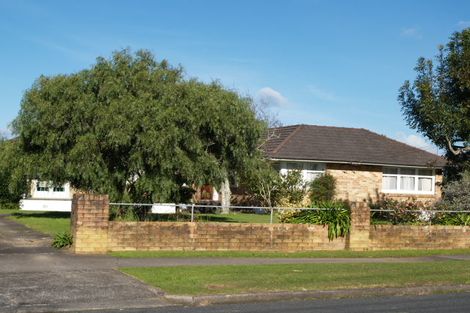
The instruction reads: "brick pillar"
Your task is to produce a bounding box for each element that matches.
[348,202,370,251]
[71,193,109,254]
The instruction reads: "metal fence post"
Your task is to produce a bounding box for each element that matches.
[191,204,195,222]
[270,207,274,224]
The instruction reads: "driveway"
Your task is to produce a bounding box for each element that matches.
[0,215,171,313]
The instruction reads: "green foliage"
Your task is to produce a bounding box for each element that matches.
[309,174,336,203]
[52,231,73,249]
[279,201,350,241]
[398,28,470,178]
[429,171,470,226]
[273,170,306,205]
[240,159,281,207]
[370,198,426,225]
[12,49,265,203]
[0,139,28,203]
[439,170,470,211]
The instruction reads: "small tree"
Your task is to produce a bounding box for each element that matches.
[274,170,306,205]
[309,174,336,203]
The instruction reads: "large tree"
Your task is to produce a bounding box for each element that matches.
[398,28,470,178]
[12,49,265,203]
[0,138,28,203]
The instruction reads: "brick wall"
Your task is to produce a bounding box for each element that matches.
[71,193,470,254]
[370,225,470,250]
[326,163,442,203]
[71,193,109,254]
[108,222,347,252]
[348,202,370,251]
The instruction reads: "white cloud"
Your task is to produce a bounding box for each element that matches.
[0,128,11,139]
[400,27,422,39]
[458,21,470,28]
[256,87,289,107]
[396,132,439,154]
[307,85,338,102]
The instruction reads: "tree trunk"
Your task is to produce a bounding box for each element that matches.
[220,176,231,214]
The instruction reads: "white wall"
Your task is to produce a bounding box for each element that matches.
[30,180,72,199]
[20,199,72,212]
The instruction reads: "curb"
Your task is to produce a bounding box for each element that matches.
[164,284,470,306]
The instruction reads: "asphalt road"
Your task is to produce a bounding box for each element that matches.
[73,292,470,313]
[2,214,470,313]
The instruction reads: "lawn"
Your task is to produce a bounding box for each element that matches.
[110,248,470,259]
[120,261,470,296]
[7,211,70,236]
[198,212,277,224]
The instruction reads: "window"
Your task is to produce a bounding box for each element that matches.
[382,167,435,194]
[53,186,65,192]
[283,162,325,182]
[36,181,49,192]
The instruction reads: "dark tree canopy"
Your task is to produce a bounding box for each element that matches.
[12,49,265,203]
[398,28,470,177]
[0,138,28,203]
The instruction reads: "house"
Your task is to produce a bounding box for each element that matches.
[20,180,73,212]
[19,124,446,212]
[263,124,446,203]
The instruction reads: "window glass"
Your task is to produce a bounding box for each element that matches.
[417,169,433,176]
[286,162,302,170]
[272,163,281,171]
[400,168,416,175]
[382,176,397,190]
[400,176,415,191]
[36,181,49,192]
[53,186,65,192]
[304,163,325,171]
[418,177,433,192]
[383,167,398,175]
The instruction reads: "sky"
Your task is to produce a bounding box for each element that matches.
[1,0,469,154]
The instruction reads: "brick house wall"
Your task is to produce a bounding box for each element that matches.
[326,163,442,204]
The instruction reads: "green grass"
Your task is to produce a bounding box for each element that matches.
[7,211,70,236]
[111,248,470,259]
[0,207,20,215]
[197,213,278,224]
[120,261,470,296]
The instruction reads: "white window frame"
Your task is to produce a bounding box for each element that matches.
[382,167,435,195]
[31,180,70,199]
[279,161,326,183]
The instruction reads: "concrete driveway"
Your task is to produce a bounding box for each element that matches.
[0,215,171,313]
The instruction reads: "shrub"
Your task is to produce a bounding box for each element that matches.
[279,200,350,240]
[440,171,470,211]
[370,198,427,225]
[270,170,306,206]
[309,174,336,203]
[52,231,73,249]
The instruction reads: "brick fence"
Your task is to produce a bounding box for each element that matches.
[71,193,470,254]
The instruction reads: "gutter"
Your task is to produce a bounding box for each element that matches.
[268,158,444,169]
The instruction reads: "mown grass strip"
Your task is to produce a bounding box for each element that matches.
[6,211,70,236]
[111,248,470,259]
[120,261,470,296]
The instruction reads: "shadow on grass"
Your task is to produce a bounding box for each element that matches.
[12,211,70,220]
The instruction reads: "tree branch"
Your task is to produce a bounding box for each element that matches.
[446,136,470,155]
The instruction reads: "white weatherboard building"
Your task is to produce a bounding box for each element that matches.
[20,180,73,212]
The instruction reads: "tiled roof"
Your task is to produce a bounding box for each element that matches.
[262,124,446,168]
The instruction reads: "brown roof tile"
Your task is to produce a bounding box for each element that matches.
[263,124,446,168]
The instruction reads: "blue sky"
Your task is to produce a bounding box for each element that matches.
[1,0,469,153]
